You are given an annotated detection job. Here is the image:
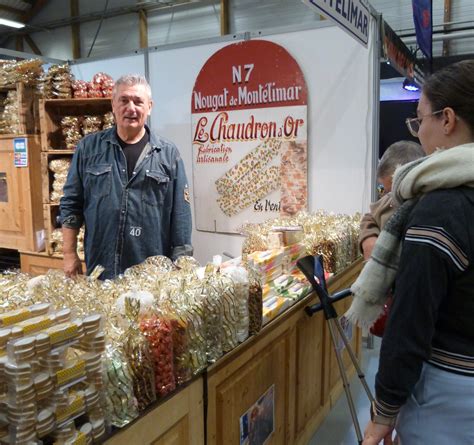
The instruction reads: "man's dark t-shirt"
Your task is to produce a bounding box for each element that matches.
[117,129,150,179]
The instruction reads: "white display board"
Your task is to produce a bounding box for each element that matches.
[149,23,375,264]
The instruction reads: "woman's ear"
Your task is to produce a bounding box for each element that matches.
[442,107,457,135]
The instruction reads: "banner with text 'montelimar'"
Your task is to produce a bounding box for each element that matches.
[191,40,308,234]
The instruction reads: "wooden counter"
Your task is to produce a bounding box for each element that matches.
[104,378,204,445]
[104,259,363,445]
[19,250,86,275]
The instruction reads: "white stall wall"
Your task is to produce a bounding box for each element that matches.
[147,22,374,264]
[70,54,146,82]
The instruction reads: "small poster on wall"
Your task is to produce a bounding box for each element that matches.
[239,385,275,445]
[13,138,28,167]
[191,40,308,233]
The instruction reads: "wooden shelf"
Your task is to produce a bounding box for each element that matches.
[44,149,76,155]
[43,97,111,105]
[0,133,30,140]
[39,97,112,259]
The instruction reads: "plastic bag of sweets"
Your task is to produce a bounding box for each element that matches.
[221,266,250,343]
[102,344,139,428]
[167,282,206,381]
[171,276,207,374]
[243,255,263,336]
[139,311,176,399]
[209,270,239,354]
[199,267,223,364]
[72,79,88,98]
[119,297,156,412]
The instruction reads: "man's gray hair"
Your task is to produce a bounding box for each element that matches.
[377,140,425,179]
[112,74,152,99]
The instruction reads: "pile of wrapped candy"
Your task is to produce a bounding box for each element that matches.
[0,90,20,135]
[59,112,115,150]
[241,210,361,275]
[239,210,361,323]
[40,66,114,100]
[43,65,73,99]
[72,73,114,99]
[49,158,71,203]
[0,254,264,431]
[0,302,107,445]
[0,59,44,87]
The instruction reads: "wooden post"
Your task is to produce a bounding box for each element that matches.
[70,0,81,59]
[16,36,24,52]
[442,0,452,57]
[24,34,42,55]
[139,9,148,49]
[220,0,229,36]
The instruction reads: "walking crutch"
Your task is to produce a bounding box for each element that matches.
[297,255,374,445]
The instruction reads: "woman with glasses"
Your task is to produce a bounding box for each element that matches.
[350,60,474,444]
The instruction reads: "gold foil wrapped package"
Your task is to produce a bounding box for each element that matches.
[82,115,102,135]
[72,80,89,98]
[0,58,43,87]
[49,158,71,202]
[167,282,206,382]
[139,315,176,398]
[244,260,263,336]
[185,303,207,374]
[102,111,115,130]
[120,297,156,411]
[169,315,191,385]
[43,64,73,99]
[102,344,139,427]
[174,256,200,273]
[0,90,20,135]
[60,116,82,150]
[221,266,249,343]
[199,268,223,364]
[211,272,239,353]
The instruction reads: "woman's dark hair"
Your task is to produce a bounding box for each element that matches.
[422,59,474,135]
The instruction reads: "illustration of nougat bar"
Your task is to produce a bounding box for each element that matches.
[280,141,307,216]
[217,166,281,216]
[215,139,282,196]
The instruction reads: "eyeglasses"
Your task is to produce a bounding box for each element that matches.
[405,110,443,137]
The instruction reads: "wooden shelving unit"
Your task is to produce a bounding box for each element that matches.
[39,97,112,257]
[0,83,43,252]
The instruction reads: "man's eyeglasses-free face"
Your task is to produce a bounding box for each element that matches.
[405,110,443,137]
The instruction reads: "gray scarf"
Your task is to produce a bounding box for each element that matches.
[346,143,474,329]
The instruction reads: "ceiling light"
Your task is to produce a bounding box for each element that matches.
[0,18,25,29]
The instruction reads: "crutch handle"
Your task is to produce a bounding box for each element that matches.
[305,288,352,317]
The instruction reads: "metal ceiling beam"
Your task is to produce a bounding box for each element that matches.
[404,29,474,44]
[0,47,64,63]
[0,0,205,38]
[0,4,25,16]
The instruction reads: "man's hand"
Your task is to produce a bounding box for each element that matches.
[361,236,378,261]
[63,252,82,278]
[363,421,394,445]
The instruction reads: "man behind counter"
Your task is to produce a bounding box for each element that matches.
[60,74,193,279]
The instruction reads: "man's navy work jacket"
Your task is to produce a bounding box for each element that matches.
[60,126,193,279]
